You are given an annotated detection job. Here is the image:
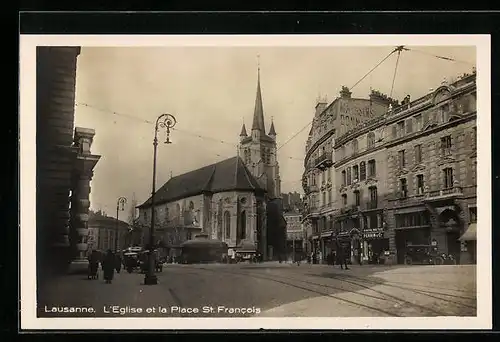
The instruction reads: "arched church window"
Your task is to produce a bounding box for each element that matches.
[239,210,247,240]
[224,211,231,239]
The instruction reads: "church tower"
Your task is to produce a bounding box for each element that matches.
[239,62,281,199]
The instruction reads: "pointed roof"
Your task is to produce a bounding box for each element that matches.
[240,123,248,136]
[137,156,265,208]
[251,67,266,132]
[268,120,276,136]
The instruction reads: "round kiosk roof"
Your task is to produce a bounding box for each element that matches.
[180,234,228,249]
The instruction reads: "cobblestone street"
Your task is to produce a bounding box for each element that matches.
[37,263,476,318]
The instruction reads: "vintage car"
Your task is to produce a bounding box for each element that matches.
[403,244,443,265]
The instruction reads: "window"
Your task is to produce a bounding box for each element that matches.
[327,168,331,181]
[143,210,148,222]
[367,132,375,149]
[352,139,358,154]
[346,167,352,185]
[368,159,376,177]
[321,170,325,183]
[239,211,247,240]
[415,144,422,164]
[406,118,413,134]
[441,136,452,156]
[353,165,359,181]
[414,114,422,131]
[341,115,344,122]
[400,178,408,198]
[360,161,366,181]
[417,174,425,195]
[397,121,405,137]
[328,190,332,204]
[443,167,454,188]
[369,186,378,208]
[341,194,347,206]
[354,190,360,206]
[392,125,397,139]
[398,150,406,169]
[469,207,477,223]
[341,170,346,186]
[322,192,326,206]
[224,211,231,239]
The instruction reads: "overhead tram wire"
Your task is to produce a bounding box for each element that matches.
[390,46,404,98]
[349,46,400,91]
[404,47,475,66]
[75,102,304,162]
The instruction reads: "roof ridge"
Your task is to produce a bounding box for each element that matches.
[233,156,240,189]
[239,156,256,190]
[202,163,218,192]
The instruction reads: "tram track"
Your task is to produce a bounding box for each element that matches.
[195,266,445,316]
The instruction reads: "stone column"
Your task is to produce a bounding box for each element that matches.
[68,127,101,273]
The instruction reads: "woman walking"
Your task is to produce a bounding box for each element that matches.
[102,249,116,284]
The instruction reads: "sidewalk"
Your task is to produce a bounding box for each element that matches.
[37,270,180,317]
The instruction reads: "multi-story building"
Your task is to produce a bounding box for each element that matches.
[137,66,287,260]
[385,74,477,265]
[87,211,132,252]
[302,86,396,262]
[36,46,101,276]
[302,70,477,265]
[284,211,304,259]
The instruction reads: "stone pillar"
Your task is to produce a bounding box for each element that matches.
[68,127,101,273]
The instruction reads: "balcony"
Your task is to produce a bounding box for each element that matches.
[307,184,319,193]
[424,186,463,201]
[315,153,333,170]
[366,201,378,210]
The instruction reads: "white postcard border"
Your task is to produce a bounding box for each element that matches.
[19,34,491,330]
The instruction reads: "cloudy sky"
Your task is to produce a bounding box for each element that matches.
[74,45,476,217]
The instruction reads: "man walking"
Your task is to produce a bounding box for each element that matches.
[335,237,349,270]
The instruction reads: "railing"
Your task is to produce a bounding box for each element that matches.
[425,186,463,199]
[315,153,333,169]
[366,201,378,210]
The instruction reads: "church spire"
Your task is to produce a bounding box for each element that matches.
[268,116,276,137]
[240,122,248,137]
[251,55,266,132]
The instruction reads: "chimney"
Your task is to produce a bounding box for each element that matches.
[340,86,352,99]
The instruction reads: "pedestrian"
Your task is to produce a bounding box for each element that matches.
[102,249,116,284]
[115,253,122,274]
[335,238,349,270]
[88,250,99,280]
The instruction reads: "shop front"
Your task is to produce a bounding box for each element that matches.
[362,228,389,264]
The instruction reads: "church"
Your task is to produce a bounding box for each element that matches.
[137,66,286,260]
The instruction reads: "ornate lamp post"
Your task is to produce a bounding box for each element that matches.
[115,196,127,252]
[144,113,177,286]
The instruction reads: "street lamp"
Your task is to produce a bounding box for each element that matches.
[115,196,127,252]
[144,113,177,286]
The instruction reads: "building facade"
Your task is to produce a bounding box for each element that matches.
[36,46,101,276]
[87,211,131,252]
[302,86,396,262]
[284,212,304,259]
[302,71,477,265]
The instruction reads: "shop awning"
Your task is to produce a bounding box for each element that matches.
[394,207,427,215]
[459,223,476,241]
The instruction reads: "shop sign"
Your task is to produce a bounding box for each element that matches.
[363,228,384,239]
